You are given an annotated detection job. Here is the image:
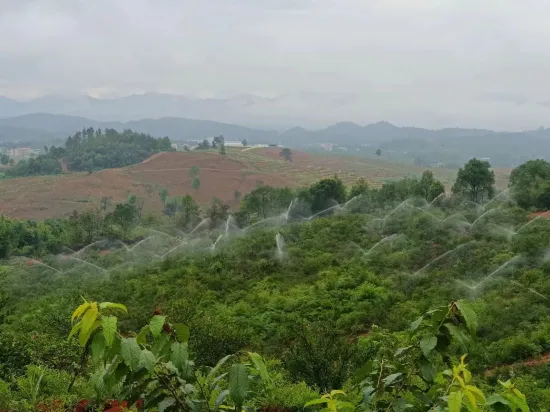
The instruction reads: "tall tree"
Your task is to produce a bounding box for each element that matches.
[376,149,382,158]
[242,139,248,147]
[452,158,495,203]
[509,159,550,210]
[219,144,226,156]
[173,195,200,230]
[415,170,445,202]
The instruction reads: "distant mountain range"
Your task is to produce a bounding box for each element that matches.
[0,92,361,129]
[1,112,550,167]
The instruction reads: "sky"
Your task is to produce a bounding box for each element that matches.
[1,0,550,129]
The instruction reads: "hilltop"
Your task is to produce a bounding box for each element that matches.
[0,147,511,219]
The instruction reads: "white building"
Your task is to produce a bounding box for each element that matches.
[225,141,245,147]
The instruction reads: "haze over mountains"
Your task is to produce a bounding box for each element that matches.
[0,92,361,129]
[2,92,550,167]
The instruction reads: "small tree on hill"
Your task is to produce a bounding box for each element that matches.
[376,148,382,158]
[0,154,9,165]
[159,188,169,209]
[242,139,248,146]
[219,144,226,156]
[280,147,293,162]
[189,165,199,179]
[192,177,201,191]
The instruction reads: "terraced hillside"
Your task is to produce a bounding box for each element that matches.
[0,147,510,219]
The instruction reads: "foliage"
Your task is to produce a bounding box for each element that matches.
[5,127,172,177]
[452,158,495,203]
[306,175,347,213]
[509,159,550,210]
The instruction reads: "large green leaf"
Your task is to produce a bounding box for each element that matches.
[136,325,150,345]
[102,316,117,347]
[91,332,105,364]
[139,349,157,372]
[229,363,249,409]
[410,315,424,331]
[121,338,141,371]
[172,323,190,343]
[170,342,188,372]
[455,300,478,334]
[215,389,230,410]
[444,323,470,349]
[351,360,373,385]
[448,391,463,412]
[362,386,376,405]
[68,321,82,341]
[150,315,166,338]
[99,302,128,314]
[248,352,273,389]
[72,301,90,321]
[158,397,176,412]
[419,357,436,382]
[81,302,99,335]
[207,354,232,382]
[382,373,403,387]
[420,335,437,357]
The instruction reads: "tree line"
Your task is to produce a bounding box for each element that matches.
[5,128,173,178]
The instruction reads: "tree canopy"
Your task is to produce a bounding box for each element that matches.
[509,159,550,210]
[452,158,495,203]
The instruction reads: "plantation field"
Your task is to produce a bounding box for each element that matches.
[0,147,511,219]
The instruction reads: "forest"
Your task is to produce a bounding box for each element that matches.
[1,158,550,410]
[6,128,173,177]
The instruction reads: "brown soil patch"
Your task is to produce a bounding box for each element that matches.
[485,352,550,377]
[0,149,512,220]
[0,151,296,220]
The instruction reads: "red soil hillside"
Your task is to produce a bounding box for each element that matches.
[0,148,511,220]
[0,151,296,220]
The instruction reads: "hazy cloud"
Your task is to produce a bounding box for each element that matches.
[1,0,550,128]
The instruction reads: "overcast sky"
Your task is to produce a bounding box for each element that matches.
[1,0,550,129]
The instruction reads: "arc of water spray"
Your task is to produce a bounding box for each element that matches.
[474,257,520,289]
[412,242,473,277]
[188,218,211,236]
[470,208,501,229]
[483,189,510,209]
[515,216,543,234]
[160,241,188,259]
[353,234,398,258]
[147,229,181,242]
[211,235,224,252]
[63,256,107,273]
[307,204,342,221]
[26,259,62,273]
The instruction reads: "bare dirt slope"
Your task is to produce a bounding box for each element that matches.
[0,148,511,220]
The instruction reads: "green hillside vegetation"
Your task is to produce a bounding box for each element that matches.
[6,128,172,177]
[1,158,550,410]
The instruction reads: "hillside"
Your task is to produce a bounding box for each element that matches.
[0,147,510,219]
